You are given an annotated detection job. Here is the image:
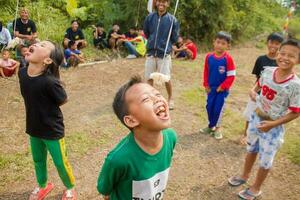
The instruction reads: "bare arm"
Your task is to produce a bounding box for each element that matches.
[0,67,6,78]
[14,31,29,40]
[249,82,261,101]
[257,112,300,132]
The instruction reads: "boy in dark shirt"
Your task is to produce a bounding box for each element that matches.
[107,24,125,53]
[92,23,107,49]
[13,8,38,45]
[125,27,138,40]
[240,33,284,145]
[63,20,87,49]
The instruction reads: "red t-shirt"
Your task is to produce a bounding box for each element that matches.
[186,42,197,60]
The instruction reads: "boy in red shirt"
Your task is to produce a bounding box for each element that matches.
[200,31,236,139]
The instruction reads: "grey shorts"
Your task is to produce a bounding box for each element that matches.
[145,55,172,80]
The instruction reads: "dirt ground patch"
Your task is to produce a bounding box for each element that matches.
[0,45,300,200]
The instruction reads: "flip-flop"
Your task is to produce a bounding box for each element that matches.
[238,188,262,200]
[29,182,54,200]
[228,176,247,187]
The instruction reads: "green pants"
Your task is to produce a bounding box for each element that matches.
[30,136,75,189]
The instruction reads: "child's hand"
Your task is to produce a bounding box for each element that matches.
[249,90,257,102]
[205,87,211,94]
[217,86,224,92]
[257,121,276,132]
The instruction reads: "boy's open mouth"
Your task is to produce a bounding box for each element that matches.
[155,103,169,120]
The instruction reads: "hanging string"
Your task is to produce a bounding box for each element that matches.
[283,0,296,37]
[135,0,142,27]
[13,0,20,36]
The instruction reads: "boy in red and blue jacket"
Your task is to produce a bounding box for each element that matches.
[201,31,236,139]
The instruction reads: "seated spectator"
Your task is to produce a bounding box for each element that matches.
[107,24,125,52]
[0,49,20,78]
[93,23,107,49]
[63,20,87,49]
[18,45,28,68]
[173,37,198,60]
[0,21,12,50]
[64,40,84,68]
[125,27,138,40]
[185,38,198,60]
[172,36,186,58]
[123,29,147,59]
[12,8,38,47]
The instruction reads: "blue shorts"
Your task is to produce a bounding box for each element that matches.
[246,113,284,169]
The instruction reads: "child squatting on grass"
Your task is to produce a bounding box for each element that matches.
[228,39,300,200]
[97,75,177,199]
[200,31,236,140]
[18,41,77,200]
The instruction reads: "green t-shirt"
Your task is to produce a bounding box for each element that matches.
[97,128,177,200]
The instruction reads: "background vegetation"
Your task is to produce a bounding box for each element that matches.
[0,0,299,46]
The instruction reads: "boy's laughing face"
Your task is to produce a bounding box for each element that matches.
[124,83,170,131]
[276,45,300,71]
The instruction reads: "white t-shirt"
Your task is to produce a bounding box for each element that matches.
[0,28,12,45]
[257,67,300,120]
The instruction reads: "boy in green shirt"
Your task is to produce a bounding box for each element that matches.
[97,75,177,200]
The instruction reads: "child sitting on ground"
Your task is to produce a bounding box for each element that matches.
[64,40,84,68]
[123,29,147,59]
[200,31,236,140]
[97,75,177,199]
[240,32,284,145]
[92,23,107,49]
[228,39,300,200]
[0,49,20,78]
[172,37,198,60]
[172,36,186,58]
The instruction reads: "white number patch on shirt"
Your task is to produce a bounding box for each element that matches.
[132,168,170,200]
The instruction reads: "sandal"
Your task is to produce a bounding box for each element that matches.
[228,176,247,187]
[238,188,262,200]
[29,182,54,200]
[62,189,77,200]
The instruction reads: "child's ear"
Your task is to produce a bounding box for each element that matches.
[43,58,53,65]
[124,115,139,129]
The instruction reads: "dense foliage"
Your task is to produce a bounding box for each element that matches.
[0,0,298,44]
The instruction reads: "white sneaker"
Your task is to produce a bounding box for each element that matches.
[126,54,137,59]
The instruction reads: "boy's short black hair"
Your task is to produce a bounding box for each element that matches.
[280,38,300,59]
[68,40,76,48]
[216,31,232,43]
[71,20,79,25]
[267,32,284,43]
[113,75,143,129]
[130,26,137,30]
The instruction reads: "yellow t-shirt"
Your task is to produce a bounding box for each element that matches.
[133,36,147,56]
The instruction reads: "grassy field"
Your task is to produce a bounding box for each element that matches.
[0,44,299,199]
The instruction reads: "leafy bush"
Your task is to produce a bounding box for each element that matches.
[0,0,296,45]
